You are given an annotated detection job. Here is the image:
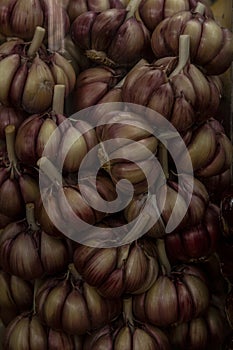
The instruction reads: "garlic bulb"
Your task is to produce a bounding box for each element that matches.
[151,3,233,74]
[0,28,76,113]
[35,265,122,335]
[138,0,213,31]
[71,2,151,67]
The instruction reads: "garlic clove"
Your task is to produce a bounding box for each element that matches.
[0,54,20,105]
[62,290,91,335]
[92,9,126,52]
[196,19,223,65]
[115,326,132,350]
[22,56,55,113]
[82,248,117,286]
[145,276,178,326]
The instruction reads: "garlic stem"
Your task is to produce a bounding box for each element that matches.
[37,157,62,185]
[126,0,141,19]
[33,279,42,315]
[123,297,134,328]
[68,263,81,281]
[27,26,46,57]
[86,50,116,68]
[5,125,17,166]
[194,2,206,15]
[169,35,190,78]
[156,238,171,275]
[26,203,40,231]
[117,245,130,268]
[158,141,169,180]
[52,84,66,115]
